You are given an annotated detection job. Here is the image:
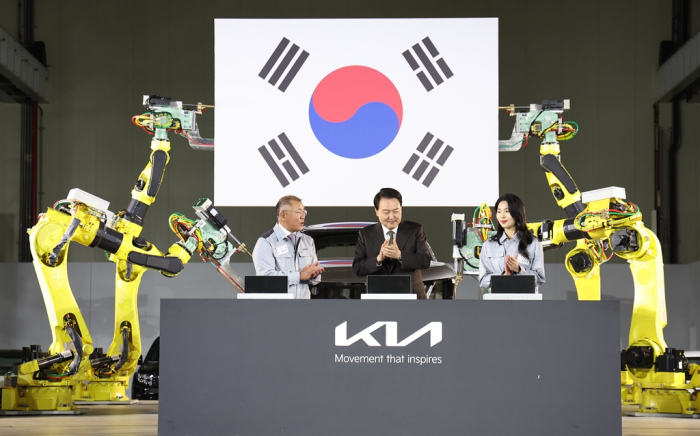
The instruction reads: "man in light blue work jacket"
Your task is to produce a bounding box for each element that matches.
[252,195,324,299]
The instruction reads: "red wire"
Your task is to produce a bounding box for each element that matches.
[175,220,192,232]
[45,374,67,380]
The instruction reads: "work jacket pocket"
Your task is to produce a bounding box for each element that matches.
[297,247,313,259]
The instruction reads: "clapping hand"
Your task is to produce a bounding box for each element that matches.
[505,255,520,274]
[380,239,401,260]
[300,262,324,281]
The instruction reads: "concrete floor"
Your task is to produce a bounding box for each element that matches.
[0,401,158,436]
[0,403,699,435]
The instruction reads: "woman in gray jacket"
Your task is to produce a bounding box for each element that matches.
[478,193,545,292]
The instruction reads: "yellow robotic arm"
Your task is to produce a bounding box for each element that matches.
[528,194,696,414]
[526,194,644,301]
[447,99,700,416]
[2,96,211,413]
[500,100,584,218]
[503,99,697,415]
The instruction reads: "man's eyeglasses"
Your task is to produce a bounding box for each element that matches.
[284,209,308,216]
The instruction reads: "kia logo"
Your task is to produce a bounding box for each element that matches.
[335,322,442,347]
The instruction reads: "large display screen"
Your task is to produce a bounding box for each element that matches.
[214,18,498,206]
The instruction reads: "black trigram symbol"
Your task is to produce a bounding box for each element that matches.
[258,37,310,92]
[258,133,310,187]
[402,37,454,92]
[402,133,454,187]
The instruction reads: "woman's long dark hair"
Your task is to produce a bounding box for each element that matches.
[490,193,533,260]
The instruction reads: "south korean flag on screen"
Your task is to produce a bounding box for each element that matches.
[215,18,498,207]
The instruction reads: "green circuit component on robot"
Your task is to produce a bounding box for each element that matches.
[184,236,199,254]
[461,227,496,274]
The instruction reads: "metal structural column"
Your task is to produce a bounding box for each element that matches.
[17,0,37,262]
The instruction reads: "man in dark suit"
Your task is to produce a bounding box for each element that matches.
[352,188,432,299]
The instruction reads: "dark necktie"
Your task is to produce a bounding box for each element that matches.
[387,230,394,246]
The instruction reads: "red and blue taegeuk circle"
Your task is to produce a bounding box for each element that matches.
[309,66,403,159]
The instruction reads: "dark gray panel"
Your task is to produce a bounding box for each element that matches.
[422,166,440,187]
[436,144,453,166]
[278,132,309,174]
[402,50,420,70]
[402,153,420,174]
[412,160,429,180]
[426,138,444,159]
[281,160,299,181]
[160,300,620,436]
[412,43,443,85]
[258,146,290,187]
[259,37,290,79]
[435,58,454,79]
[278,50,309,92]
[422,36,440,57]
[416,71,434,91]
[416,132,434,152]
[268,44,299,86]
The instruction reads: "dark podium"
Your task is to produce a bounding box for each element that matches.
[159,300,620,436]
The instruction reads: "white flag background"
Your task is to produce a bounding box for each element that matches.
[215,18,498,207]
